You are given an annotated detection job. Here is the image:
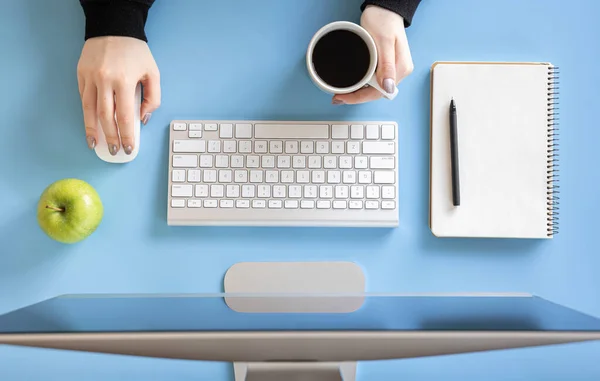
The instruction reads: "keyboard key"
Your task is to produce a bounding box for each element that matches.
[188,130,202,138]
[220,123,233,138]
[333,200,347,209]
[205,123,218,131]
[285,141,299,153]
[223,141,237,153]
[349,200,363,209]
[235,124,253,138]
[381,124,395,140]
[220,200,234,208]
[195,184,209,197]
[324,156,337,169]
[301,200,315,209]
[363,141,394,154]
[239,141,252,153]
[219,169,232,183]
[317,200,331,209]
[252,200,266,208]
[281,171,294,183]
[382,200,395,209]
[289,185,302,198]
[339,156,352,169]
[316,141,329,154]
[247,156,259,168]
[273,185,286,198]
[189,123,202,131]
[173,122,186,131]
[171,199,185,208]
[172,184,193,197]
[351,186,364,199]
[327,170,341,184]
[297,171,310,183]
[242,185,255,198]
[250,170,263,183]
[358,171,372,184]
[269,141,283,153]
[231,156,244,168]
[254,124,329,139]
[215,155,229,168]
[332,124,349,139]
[335,185,349,198]
[367,186,380,199]
[351,124,364,139]
[235,170,248,183]
[208,140,221,153]
[293,156,306,168]
[320,185,333,199]
[370,156,395,169]
[347,142,360,154]
[343,171,356,184]
[258,185,271,198]
[188,200,202,208]
[187,169,201,182]
[312,171,325,183]
[236,200,250,208]
[204,199,218,208]
[304,185,317,198]
[172,169,186,182]
[374,171,395,184]
[266,170,279,183]
[255,141,268,153]
[366,125,379,139]
[203,170,217,183]
[200,155,213,168]
[285,200,299,209]
[355,156,368,169]
[277,156,291,168]
[262,156,275,168]
[173,155,198,168]
[301,141,314,154]
[365,200,379,209]
[210,184,224,198]
[332,142,345,154]
[308,156,322,169]
[382,186,395,199]
[269,200,282,208]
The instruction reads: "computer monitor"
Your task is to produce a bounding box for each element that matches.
[0,292,599,381]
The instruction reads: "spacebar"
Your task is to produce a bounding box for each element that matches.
[254,124,329,139]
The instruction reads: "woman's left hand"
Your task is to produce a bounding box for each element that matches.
[333,5,414,105]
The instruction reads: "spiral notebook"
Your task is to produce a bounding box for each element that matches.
[429,62,559,238]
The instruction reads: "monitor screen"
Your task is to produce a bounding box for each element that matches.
[0,294,599,334]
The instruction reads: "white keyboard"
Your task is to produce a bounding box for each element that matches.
[167,120,399,227]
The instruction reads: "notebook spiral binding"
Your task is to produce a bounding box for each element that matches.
[547,65,559,236]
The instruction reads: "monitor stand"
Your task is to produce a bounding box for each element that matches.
[223,261,366,381]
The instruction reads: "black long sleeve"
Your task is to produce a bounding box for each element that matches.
[361,0,422,27]
[79,0,155,42]
[79,0,421,42]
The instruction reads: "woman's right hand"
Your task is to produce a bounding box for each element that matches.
[77,36,161,155]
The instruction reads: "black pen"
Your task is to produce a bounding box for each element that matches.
[449,98,460,206]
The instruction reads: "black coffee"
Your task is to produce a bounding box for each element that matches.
[312,29,370,88]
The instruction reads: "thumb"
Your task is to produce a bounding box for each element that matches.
[140,69,161,124]
[375,38,397,94]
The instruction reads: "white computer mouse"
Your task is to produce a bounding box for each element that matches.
[94,83,142,163]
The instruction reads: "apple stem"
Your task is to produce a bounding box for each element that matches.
[46,205,64,212]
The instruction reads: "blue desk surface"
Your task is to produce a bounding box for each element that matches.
[1,0,599,379]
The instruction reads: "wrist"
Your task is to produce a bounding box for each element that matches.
[80,1,152,42]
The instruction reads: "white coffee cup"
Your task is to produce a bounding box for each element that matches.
[306,21,398,100]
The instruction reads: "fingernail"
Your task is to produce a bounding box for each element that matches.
[86,136,96,149]
[383,78,395,94]
[332,99,345,105]
[142,113,152,125]
[109,144,118,156]
[123,145,133,155]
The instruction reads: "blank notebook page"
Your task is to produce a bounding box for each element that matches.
[430,62,554,238]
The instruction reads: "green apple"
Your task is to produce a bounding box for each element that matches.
[37,178,104,244]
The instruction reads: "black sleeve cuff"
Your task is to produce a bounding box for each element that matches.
[80,0,155,42]
[361,0,422,27]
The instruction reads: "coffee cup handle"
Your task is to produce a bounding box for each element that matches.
[367,76,398,100]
